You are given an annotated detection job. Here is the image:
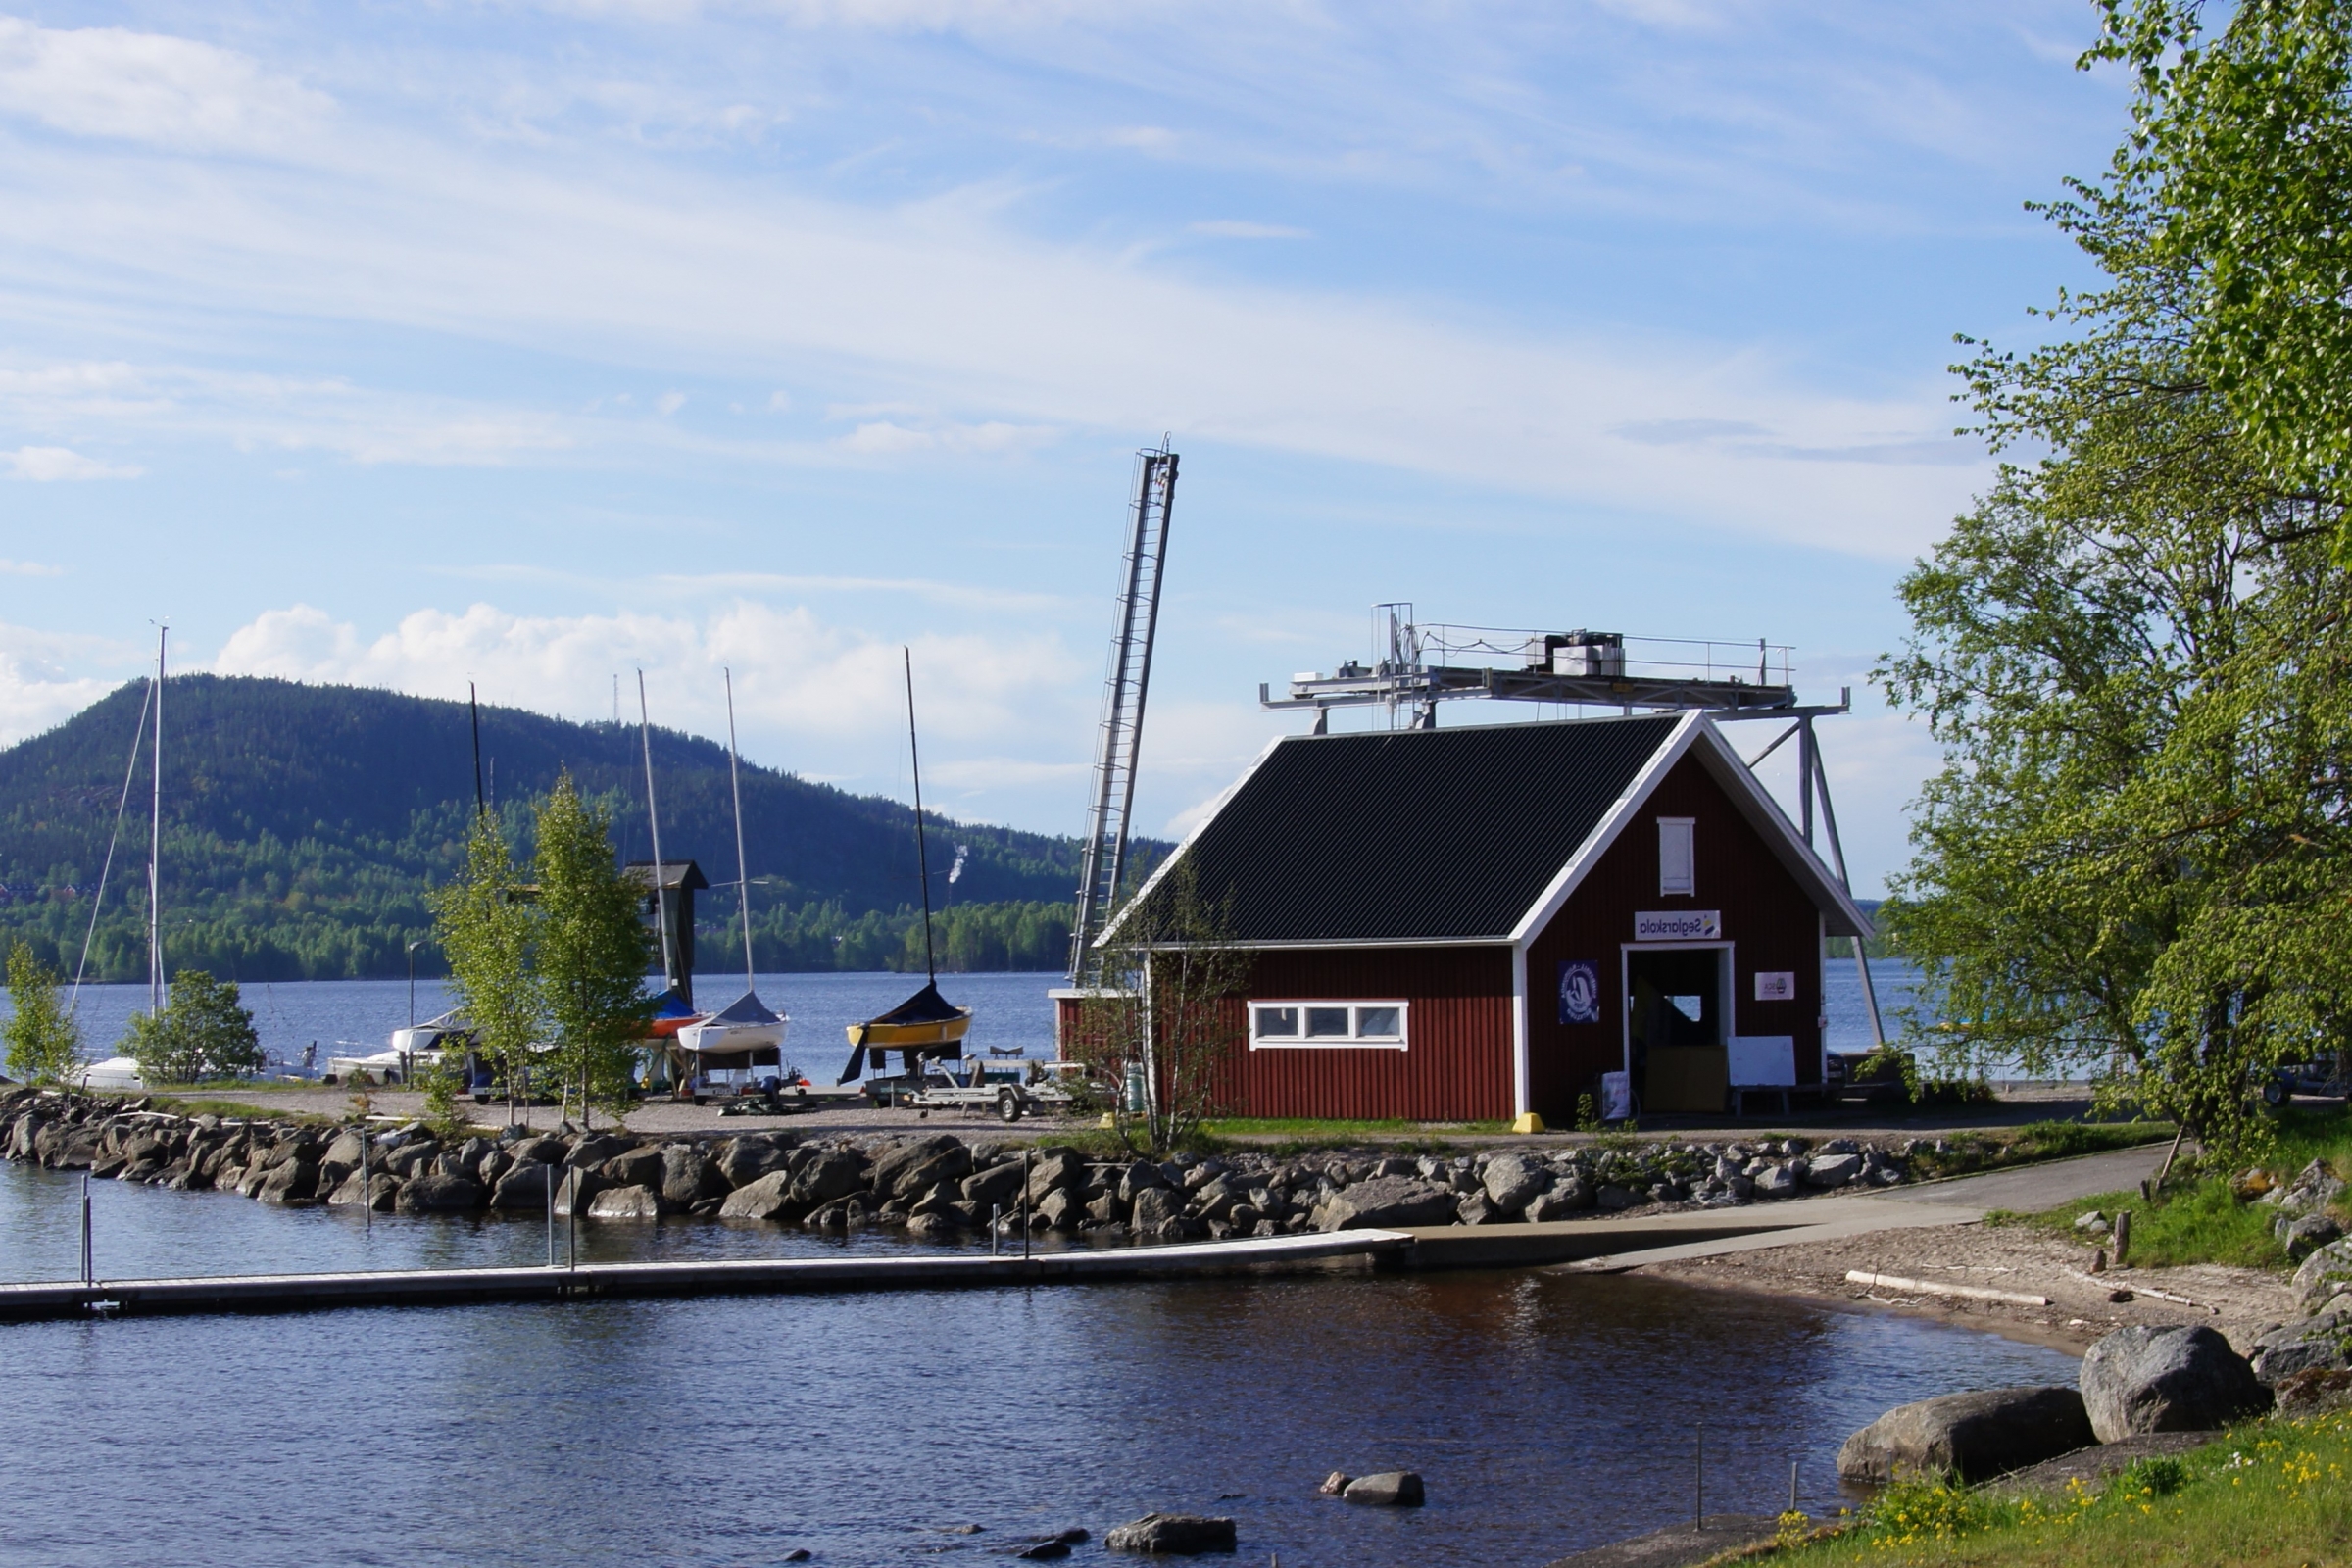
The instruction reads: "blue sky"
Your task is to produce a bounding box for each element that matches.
[0,3,2130,894]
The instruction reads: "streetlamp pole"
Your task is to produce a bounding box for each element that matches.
[407,941,422,1027]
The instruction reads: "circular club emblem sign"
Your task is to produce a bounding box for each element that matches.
[1557,960,1601,1025]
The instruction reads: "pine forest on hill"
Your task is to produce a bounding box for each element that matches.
[0,675,1098,982]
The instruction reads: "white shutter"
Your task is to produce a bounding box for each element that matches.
[1658,817,1695,895]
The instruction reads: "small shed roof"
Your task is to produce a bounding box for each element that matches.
[623,858,710,892]
[1107,710,1871,948]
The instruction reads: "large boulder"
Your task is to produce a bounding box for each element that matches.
[490,1160,557,1211]
[891,1142,975,1200]
[2251,1317,2350,1385]
[791,1148,868,1206]
[254,1158,320,1205]
[1526,1179,1594,1221]
[661,1145,725,1208]
[398,1173,485,1214]
[1118,1161,1170,1204]
[568,1133,635,1169]
[714,1137,793,1188]
[603,1148,666,1190]
[1026,1150,1088,1202]
[870,1135,964,1197]
[2080,1325,2272,1442]
[587,1184,664,1220]
[2292,1240,2352,1314]
[325,1171,401,1211]
[1035,1189,1079,1231]
[1103,1514,1236,1554]
[1131,1188,1181,1233]
[552,1167,607,1217]
[1836,1387,2094,1484]
[963,1160,1028,1210]
[1481,1153,1548,1215]
[322,1129,368,1169]
[1313,1177,1459,1231]
[1341,1471,1425,1507]
[511,1134,568,1165]
[1803,1153,1864,1188]
[718,1170,799,1221]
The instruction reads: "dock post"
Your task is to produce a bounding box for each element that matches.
[80,1175,91,1287]
[362,1130,371,1233]
[1694,1425,1702,1528]
[992,1205,1001,1255]
[1021,1150,1032,1261]
[546,1162,556,1268]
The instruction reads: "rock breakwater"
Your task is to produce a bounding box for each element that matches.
[0,1088,1921,1238]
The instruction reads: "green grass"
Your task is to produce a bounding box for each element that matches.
[1992,1105,2352,1271]
[1755,1409,2352,1566]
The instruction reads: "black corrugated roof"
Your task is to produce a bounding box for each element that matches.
[1136,713,1683,945]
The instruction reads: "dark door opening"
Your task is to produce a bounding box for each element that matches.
[1627,946,1728,1114]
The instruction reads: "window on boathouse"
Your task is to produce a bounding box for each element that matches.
[1250,1001,1408,1049]
[1658,816,1695,896]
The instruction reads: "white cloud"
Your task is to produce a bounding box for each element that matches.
[0,18,332,152]
[208,600,1084,758]
[834,420,1058,456]
[0,558,63,576]
[0,20,1994,555]
[0,623,136,745]
[1189,220,1311,239]
[2,445,141,481]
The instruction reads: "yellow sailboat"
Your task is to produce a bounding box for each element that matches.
[838,649,972,1084]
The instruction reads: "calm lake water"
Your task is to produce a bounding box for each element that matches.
[0,1157,2077,1568]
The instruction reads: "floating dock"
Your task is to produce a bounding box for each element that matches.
[0,1230,1415,1324]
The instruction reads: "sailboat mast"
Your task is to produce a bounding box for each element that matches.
[637,672,680,997]
[147,625,166,1014]
[723,668,756,995]
[903,649,937,984]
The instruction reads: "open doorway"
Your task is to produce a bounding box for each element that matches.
[1624,944,1731,1115]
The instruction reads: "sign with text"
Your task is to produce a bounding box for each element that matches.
[1557,960,1600,1024]
[1753,971,1796,1001]
[1634,909,1720,941]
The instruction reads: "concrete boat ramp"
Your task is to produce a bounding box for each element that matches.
[0,1145,2167,1325]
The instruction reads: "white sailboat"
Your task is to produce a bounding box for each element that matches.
[672,668,797,1102]
[66,628,168,1092]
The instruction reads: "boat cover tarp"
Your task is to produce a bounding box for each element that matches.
[700,990,783,1027]
[861,980,963,1027]
[648,988,699,1021]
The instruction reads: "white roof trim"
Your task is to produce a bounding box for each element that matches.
[1507,710,1708,944]
[1683,718,1875,939]
[1503,711,1873,942]
[1095,729,1289,951]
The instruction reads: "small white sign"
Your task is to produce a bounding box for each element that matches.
[1753,971,1796,1002]
[1634,909,1720,941]
[1600,1070,1633,1121]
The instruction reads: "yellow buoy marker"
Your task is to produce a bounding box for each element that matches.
[1511,1111,1545,1135]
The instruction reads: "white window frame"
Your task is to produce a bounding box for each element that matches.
[1249,1000,1410,1051]
[1657,816,1695,897]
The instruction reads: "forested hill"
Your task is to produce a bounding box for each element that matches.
[0,675,1096,981]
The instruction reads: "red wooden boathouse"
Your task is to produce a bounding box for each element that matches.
[1055,710,1873,1126]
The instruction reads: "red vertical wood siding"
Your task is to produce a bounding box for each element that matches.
[1523,753,1825,1124]
[1216,947,1514,1121]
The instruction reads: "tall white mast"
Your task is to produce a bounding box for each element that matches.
[147,625,166,1014]
[637,671,679,997]
[723,668,756,996]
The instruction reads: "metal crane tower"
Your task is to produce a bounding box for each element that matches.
[1068,445,1178,983]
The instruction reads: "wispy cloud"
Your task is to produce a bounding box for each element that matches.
[2,445,141,481]
[1188,219,1309,240]
[0,559,64,576]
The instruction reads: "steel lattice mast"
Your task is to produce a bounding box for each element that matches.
[1067,446,1178,983]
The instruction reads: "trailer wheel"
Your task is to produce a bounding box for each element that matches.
[999,1089,1022,1123]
